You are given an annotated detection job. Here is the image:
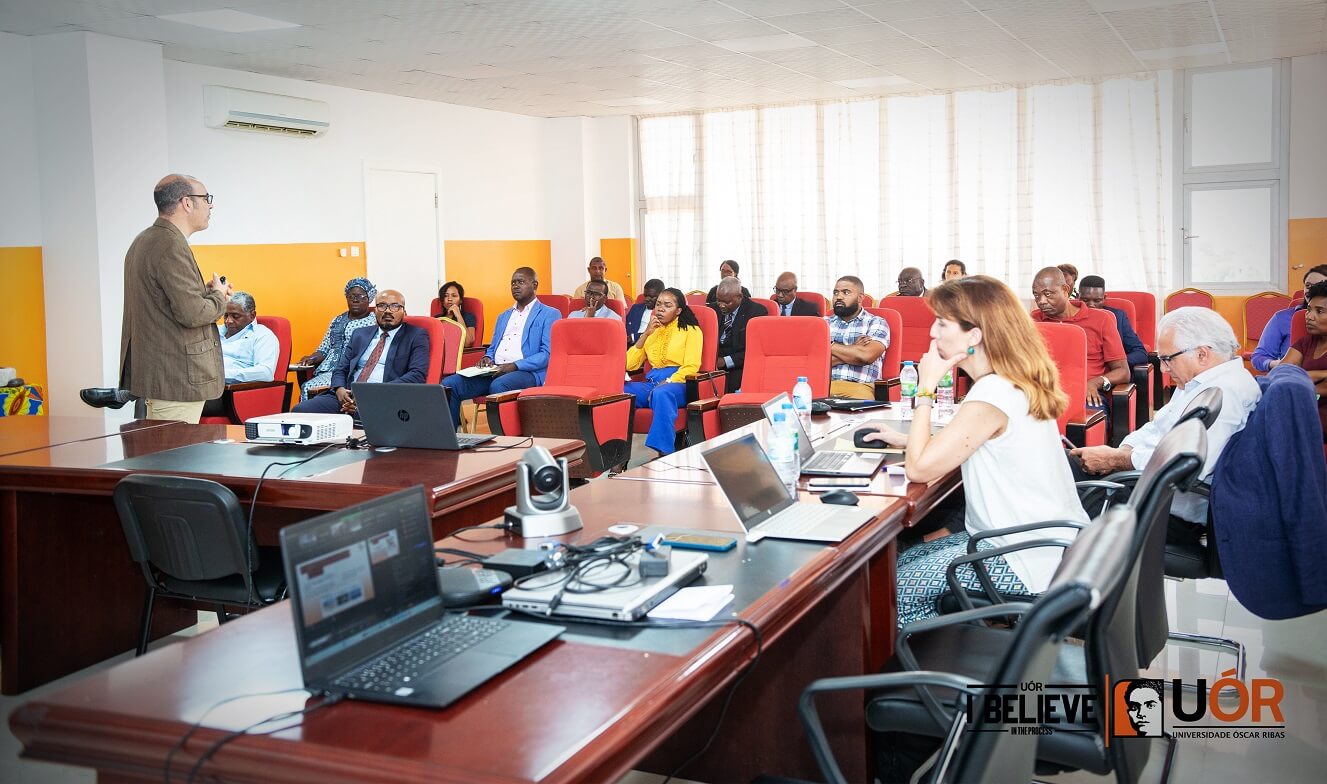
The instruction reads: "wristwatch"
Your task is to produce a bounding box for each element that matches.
[1098,376,1113,392]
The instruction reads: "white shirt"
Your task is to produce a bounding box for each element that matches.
[960,374,1090,593]
[1121,358,1261,523]
[493,301,533,365]
[352,326,399,384]
[217,321,279,383]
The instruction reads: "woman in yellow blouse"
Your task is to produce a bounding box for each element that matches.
[625,287,704,456]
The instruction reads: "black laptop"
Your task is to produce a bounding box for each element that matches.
[351,383,494,449]
[280,486,563,708]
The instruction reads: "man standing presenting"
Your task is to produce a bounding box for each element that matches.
[772,271,819,316]
[826,276,890,399]
[710,276,766,391]
[109,174,231,422]
[572,256,626,305]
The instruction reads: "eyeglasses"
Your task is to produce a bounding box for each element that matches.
[346,293,370,303]
[585,291,606,299]
[185,193,214,205]
[1157,346,1197,365]
[375,302,405,312]
[773,286,795,296]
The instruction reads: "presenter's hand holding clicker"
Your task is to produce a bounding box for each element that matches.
[208,273,233,298]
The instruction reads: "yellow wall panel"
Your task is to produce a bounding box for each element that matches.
[443,240,551,343]
[0,247,47,391]
[598,237,639,302]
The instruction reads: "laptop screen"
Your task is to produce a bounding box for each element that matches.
[280,486,442,680]
[701,433,797,529]
[760,392,814,461]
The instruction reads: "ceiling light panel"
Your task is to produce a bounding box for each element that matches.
[1100,1,1222,51]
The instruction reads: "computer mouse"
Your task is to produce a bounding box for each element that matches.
[820,489,860,506]
[810,400,831,415]
[852,427,886,449]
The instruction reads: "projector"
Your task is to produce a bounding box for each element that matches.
[244,413,352,445]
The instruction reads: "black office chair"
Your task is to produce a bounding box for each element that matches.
[113,474,287,656]
[800,506,1139,784]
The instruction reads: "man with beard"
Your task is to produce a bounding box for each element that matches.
[826,275,890,399]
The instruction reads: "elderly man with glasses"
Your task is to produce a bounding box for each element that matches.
[291,289,431,416]
[772,271,819,316]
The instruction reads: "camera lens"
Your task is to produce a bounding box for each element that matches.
[532,465,561,494]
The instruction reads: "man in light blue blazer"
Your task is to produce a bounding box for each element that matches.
[442,267,560,426]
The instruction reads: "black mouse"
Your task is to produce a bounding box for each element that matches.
[853,427,885,449]
[820,489,860,506]
[810,400,831,415]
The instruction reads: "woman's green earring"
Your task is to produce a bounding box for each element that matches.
[967,346,976,355]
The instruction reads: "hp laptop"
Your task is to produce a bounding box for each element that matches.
[280,486,563,708]
[502,549,709,621]
[701,433,875,544]
[761,393,891,478]
[351,383,494,450]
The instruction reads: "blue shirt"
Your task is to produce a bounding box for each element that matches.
[352,326,399,383]
[217,321,279,383]
[1102,305,1148,367]
[1250,305,1301,372]
[569,305,622,321]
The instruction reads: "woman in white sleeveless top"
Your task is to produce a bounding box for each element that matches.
[860,275,1089,625]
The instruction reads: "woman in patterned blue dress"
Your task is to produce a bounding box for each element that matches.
[297,277,378,400]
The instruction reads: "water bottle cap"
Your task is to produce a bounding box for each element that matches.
[903,360,914,366]
[797,376,807,382]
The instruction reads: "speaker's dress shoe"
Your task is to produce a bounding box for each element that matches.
[80,388,132,409]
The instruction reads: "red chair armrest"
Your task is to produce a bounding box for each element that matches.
[487,390,521,405]
[686,397,721,413]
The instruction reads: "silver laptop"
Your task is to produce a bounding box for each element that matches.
[351,383,494,450]
[701,433,875,544]
[761,393,890,478]
[502,550,709,621]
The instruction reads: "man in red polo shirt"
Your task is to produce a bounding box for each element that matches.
[1031,266,1130,414]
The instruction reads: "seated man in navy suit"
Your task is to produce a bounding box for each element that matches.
[292,289,430,415]
[442,267,560,427]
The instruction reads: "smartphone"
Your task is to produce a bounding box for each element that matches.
[660,533,737,552]
[808,478,872,491]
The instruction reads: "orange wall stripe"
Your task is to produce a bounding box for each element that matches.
[1289,218,1327,292]
[0,247,48,391]
[599,237,639,301]
[443,240,552,343]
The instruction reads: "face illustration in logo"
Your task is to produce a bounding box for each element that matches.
[1123,679,1164,736]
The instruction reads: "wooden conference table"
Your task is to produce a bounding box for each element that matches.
[12,411,961,783]
[0,416,583,695]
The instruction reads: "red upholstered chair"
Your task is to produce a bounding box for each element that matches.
[638,306,725,451]
[486,319,634,478]
[604,298,625,319]
[432,318,466,377]
[1292,296,1305,310]
[1164,287,1214,312]
[866,307,904,402]
[1111,290,1162,404]
[199,316,293,425]
[402,316,446,383]
[429,296,485,348]
[685,291,708,309]
[688,317,830,440]
[794,291,826,317]
[751,297,779,317]
[1035,322,1107,447]
[1030,309,1136,445]
[1240,291,1292,362]
[1105,297,1154,428]
[861,294,874,307]
[635,293,646,305]
[1291,309,1308,344]
[536,294,571,318]
[883,295,935,364]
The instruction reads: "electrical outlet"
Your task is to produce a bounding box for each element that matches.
[350,246,361,257]
[339,248,348,258]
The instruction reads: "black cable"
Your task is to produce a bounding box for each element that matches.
[434,546,486,561]
[470,435,535,452]
[447,522,509,542]
[162,687,312,784]
[183,693,342,784]
[242,443,340,605]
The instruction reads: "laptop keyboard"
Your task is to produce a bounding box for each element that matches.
[332,615,507,694]
[805,451,852,471]
[761,504,853,537]
[457,434,490,447]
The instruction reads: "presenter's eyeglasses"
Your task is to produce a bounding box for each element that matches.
[186,193,214,205]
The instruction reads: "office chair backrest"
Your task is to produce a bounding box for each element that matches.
[1290,309,1307,344]
[402,315,446,384]
[685,291,707,309]
[794,291,826,317]
[1176,386,1223,429]
[1164,287,1215,312]
[885,295,935,364]
[114,474,255,585]
[1242,291,1291,343]
[738,317,830,397]
[257,316,292,383]
[432,317,465,377]
[462,296,484,346]
[545,318,626,392]
[866,307,903,390]
[750,297,779,317]
[1111,291,1157,351]
[535,294,571,318]
[1035,321,1090,434]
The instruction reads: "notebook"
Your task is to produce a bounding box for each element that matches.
[502,549,709,621]
[351,383,494,450]
[761,393,889,477]
[700,433,875,544]
[280,486,563,708]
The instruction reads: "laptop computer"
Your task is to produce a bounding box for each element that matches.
[280,486,563,708]
[701,433,875,544]
[351,383,495,450]
[761,393,890,478]
[502,549,709,621]
[815,396,890,411]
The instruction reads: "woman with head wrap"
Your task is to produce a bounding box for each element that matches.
[297,277,378,400]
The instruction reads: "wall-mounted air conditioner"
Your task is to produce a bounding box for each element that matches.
[203,85,330,138]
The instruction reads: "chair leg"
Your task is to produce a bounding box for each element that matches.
[136,587,157,657]
[1167,629,1247,689]
[216,603,230,624]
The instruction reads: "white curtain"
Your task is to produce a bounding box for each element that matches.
[638,74,1170,300]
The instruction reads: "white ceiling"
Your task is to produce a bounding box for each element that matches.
[2,0,1324,117]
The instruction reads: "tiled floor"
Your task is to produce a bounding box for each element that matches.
[4,533,1323,783]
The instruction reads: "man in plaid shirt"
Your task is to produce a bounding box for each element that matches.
[826,275,890,399]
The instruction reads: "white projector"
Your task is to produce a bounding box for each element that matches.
[243,413,352,445]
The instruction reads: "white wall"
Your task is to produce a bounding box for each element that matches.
[1288,53,1327,219]
[584,115,637,240]
[0,32,41,247]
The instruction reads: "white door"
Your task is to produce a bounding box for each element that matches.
[1183,181,1278,288]
[364,168,441,314]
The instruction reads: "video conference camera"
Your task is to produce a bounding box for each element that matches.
[504,446,582,537]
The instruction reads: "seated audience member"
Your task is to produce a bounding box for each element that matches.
[442,267,558,427]
[625,288,703,457]
[896,267,926,297]
[572,256,626,304]
[942,259,967,281]
[772,271,819,316]
[1072,307,1262,541]
[437,280,477,346]
[826,276,890,399]
[705,259,750,304]
[298,277,378,401]
[626,278,664,345]
[200,291,279,417]
[570,280,622,320]
[1058,263,1080,299]
[1253,265,1327,372]
[1078,275,1148,367]
[1278,281,1327,439]
[1031,266,1128,413]
[709,276,767,391]
[857,276,1088,625]
[292,289,430,416]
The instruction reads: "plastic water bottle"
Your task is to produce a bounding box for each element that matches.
[781,402,800,453]
[899,361,918,420]
[792,376,813,427]
[936,370,955,416]
[768,411,801,498]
